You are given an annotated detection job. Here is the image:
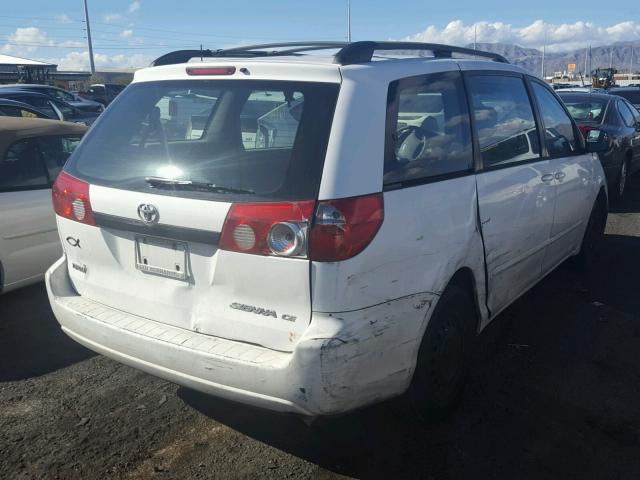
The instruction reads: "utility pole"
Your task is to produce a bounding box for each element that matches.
[584,45,588,77]
[630,46,634,81]
[609,49,613,69]
[474,25,477,50]
[347,0,351,42]
[541,26,547,79]
[83,0,95,74]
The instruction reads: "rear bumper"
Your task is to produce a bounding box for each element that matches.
[46,256,422,416]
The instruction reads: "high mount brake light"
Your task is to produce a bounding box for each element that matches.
[52,172,96,226]
[219,194,384,261]
[186,66,236,76]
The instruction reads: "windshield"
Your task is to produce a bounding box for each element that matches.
[65,79,339,202]
[560,95,608,123]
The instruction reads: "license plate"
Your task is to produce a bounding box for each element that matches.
[135,236,188,281]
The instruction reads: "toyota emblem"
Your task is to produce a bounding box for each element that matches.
[137,203,159,224]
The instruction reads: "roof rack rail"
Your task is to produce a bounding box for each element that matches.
[151,42,348,66]
[334,41,509,65]
[151,41,508,67]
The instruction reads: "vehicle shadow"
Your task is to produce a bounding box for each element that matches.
[0,283,95,381]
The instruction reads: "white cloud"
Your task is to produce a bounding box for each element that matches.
[1,27,54,54]
[54,14,72,24]
[51,50,151,70]
[103,13,122,23]
[120,29,134,39]
[128,1,141,13]
[404,20,640,52]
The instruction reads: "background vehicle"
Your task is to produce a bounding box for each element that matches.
[608,86,640,111]
[0,90,99,126]
[47,42,608,419]
[592,68,617,88]
[78,83,125,106]
[559,91,640,200]
[0,98,55,120]
[0,84,104,113]
[0,117,86,293]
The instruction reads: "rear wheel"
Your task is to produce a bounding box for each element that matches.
[404,285,475,421]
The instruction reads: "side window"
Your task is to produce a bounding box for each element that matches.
[38,135,83,181]
[618,100,637,128]
[384,71,472,185]
[0,139,49,191]
[20,96,56,118]
[466,75,539,168]
[531,82,578,156]
[240,91,303,150]
[0,106,38,118]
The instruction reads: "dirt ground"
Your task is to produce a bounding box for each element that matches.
[2,178,640,480]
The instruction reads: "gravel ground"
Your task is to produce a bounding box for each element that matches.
[2,177,640,480]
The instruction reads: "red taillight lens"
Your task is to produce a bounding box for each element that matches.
[219,201,315,256]
[219,194,384,261]
[310,193,384,262]
[578,124,597,138]
[186,66,236,76]
[52,171,96,226]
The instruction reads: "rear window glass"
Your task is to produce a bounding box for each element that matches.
[65,80,339,202]
[560,95,608,123]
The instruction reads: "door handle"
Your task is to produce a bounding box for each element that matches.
[555,171,566,180]
[541,173,554,182]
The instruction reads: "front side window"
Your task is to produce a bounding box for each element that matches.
[531,82,578,157]
[384,71,472,186]
[65,80,339,202]
[467,75,540,168]
[0,139,49,191]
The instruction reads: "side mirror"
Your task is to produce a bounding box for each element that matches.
[585,129,609,153]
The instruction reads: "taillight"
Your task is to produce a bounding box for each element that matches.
[218,193,384,261]
[219,201,315,257]
[310,194,384,262]
[52,172,96,226]
[578,124,597,138]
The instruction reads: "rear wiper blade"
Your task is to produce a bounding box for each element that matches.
[145,176,254,194]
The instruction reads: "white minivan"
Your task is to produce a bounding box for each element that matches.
[46,42,609,418]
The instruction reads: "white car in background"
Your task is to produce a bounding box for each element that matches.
[0,117,86,293]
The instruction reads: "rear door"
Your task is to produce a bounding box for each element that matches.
[0,138,59,288]
[58,79,339,352]
[468,72,556,315]
[618,99,640,167]
[529,80,594,270]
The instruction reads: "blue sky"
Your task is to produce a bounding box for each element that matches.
[1,0,639,70]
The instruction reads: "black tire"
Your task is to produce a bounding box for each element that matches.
[404,285,475,422]
[611,159,629,203]
[576,195,607,271]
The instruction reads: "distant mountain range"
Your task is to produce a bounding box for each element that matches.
[468,41,640,77]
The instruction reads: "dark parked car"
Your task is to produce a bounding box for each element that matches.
[608,86,640,111]
[0,84,104,113]
[0,90,99,126]
[78,83,125,106]
[0,98,55,120]
[559,91,640,200]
